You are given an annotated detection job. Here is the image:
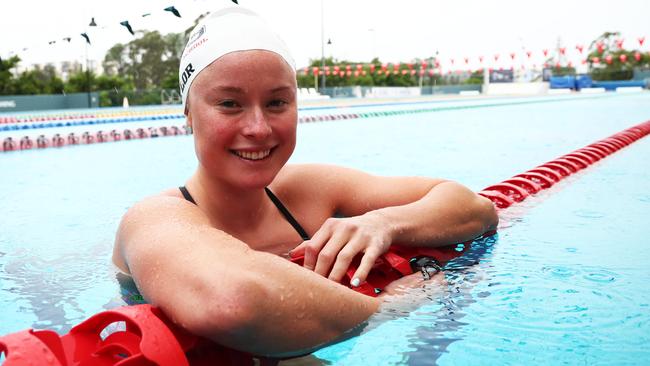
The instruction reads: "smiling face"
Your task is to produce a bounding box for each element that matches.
[186,50,297,190]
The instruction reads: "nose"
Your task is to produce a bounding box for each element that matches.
[242,106,272,140]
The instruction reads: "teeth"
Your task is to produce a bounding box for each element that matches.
[234,149,271,160]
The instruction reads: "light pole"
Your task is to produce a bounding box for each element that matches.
[320,0,326,91]
[86,17,97,108]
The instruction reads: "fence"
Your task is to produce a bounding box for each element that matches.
[0,93,99,112]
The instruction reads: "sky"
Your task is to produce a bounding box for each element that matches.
[1,0,649,72]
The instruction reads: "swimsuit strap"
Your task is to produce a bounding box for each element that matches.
[265,187,311,241]
[177,186,310,241]
[178,186,197,205]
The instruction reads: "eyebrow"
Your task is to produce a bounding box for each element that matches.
[269,86,294,94]
[211,86,245,94]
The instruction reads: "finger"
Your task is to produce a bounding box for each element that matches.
[301,226,333,271]
[314,229,349,277]
[289,241,307,258]
[349,246,382,287]
[327,241,363,283]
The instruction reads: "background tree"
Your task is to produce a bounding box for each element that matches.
[102,30,184,90]
[0,56,21,95]
[586,31,649,80]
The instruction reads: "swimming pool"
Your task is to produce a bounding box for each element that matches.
[1,92,649,365]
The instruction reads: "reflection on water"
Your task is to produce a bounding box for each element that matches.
[1,241,118,334]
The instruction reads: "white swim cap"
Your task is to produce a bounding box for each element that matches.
[179,7,296,113]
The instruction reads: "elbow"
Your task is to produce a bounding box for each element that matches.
[176,275,264,345]
[477,194,499,232]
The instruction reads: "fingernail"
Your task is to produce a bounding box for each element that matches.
[351,278,360,287]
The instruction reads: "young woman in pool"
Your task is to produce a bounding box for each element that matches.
[113,7,497,357]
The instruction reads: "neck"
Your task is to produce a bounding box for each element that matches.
[188,167,272,234]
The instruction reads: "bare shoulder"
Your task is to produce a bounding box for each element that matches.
[271,164,364,202]
[112,193,209,273]
[274,163,370,192]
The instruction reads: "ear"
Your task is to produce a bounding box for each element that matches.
[185,104,193,130]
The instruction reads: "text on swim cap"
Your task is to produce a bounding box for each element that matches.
[179,63,196,94]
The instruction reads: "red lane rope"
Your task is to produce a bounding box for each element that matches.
[2,119,649,365]
[477,120,650,209]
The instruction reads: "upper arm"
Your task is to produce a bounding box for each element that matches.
[283,164,448,217]
[114,196,254,333]
[113,195,380,354]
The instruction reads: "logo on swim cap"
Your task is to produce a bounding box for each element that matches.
[178,7,296,114]
[188,25,206,46]
[179,63,196,94]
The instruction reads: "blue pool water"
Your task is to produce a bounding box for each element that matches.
[1,93,649,365]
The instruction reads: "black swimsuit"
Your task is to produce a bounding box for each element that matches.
[178,186,310,241]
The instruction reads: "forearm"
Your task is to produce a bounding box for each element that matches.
[120,199,381,358]
[371,181,498,247]
[160,240,380,357]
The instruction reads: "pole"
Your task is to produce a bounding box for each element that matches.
[320,0,326,91]
[85,43,91,108]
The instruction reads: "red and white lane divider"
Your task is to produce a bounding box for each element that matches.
[1,125,192,153]
[0,112,361,153]
[1,120,649,365]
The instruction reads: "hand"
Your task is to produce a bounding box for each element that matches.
[290,212,394,286]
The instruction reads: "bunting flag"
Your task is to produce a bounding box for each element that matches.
[120,20,135,36]
[164,6,181,18]
[80,32,91,45]
[1,2,648,75]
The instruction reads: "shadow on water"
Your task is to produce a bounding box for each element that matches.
[403,234,499,365]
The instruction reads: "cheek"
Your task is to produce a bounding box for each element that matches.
[193,120,235,160]
[276,110,298,141]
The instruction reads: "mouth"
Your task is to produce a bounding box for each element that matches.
[231,147,274,161]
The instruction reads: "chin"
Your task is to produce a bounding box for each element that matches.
[234,169,279,190]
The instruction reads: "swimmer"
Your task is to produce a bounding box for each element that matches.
[113,7,497,358]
